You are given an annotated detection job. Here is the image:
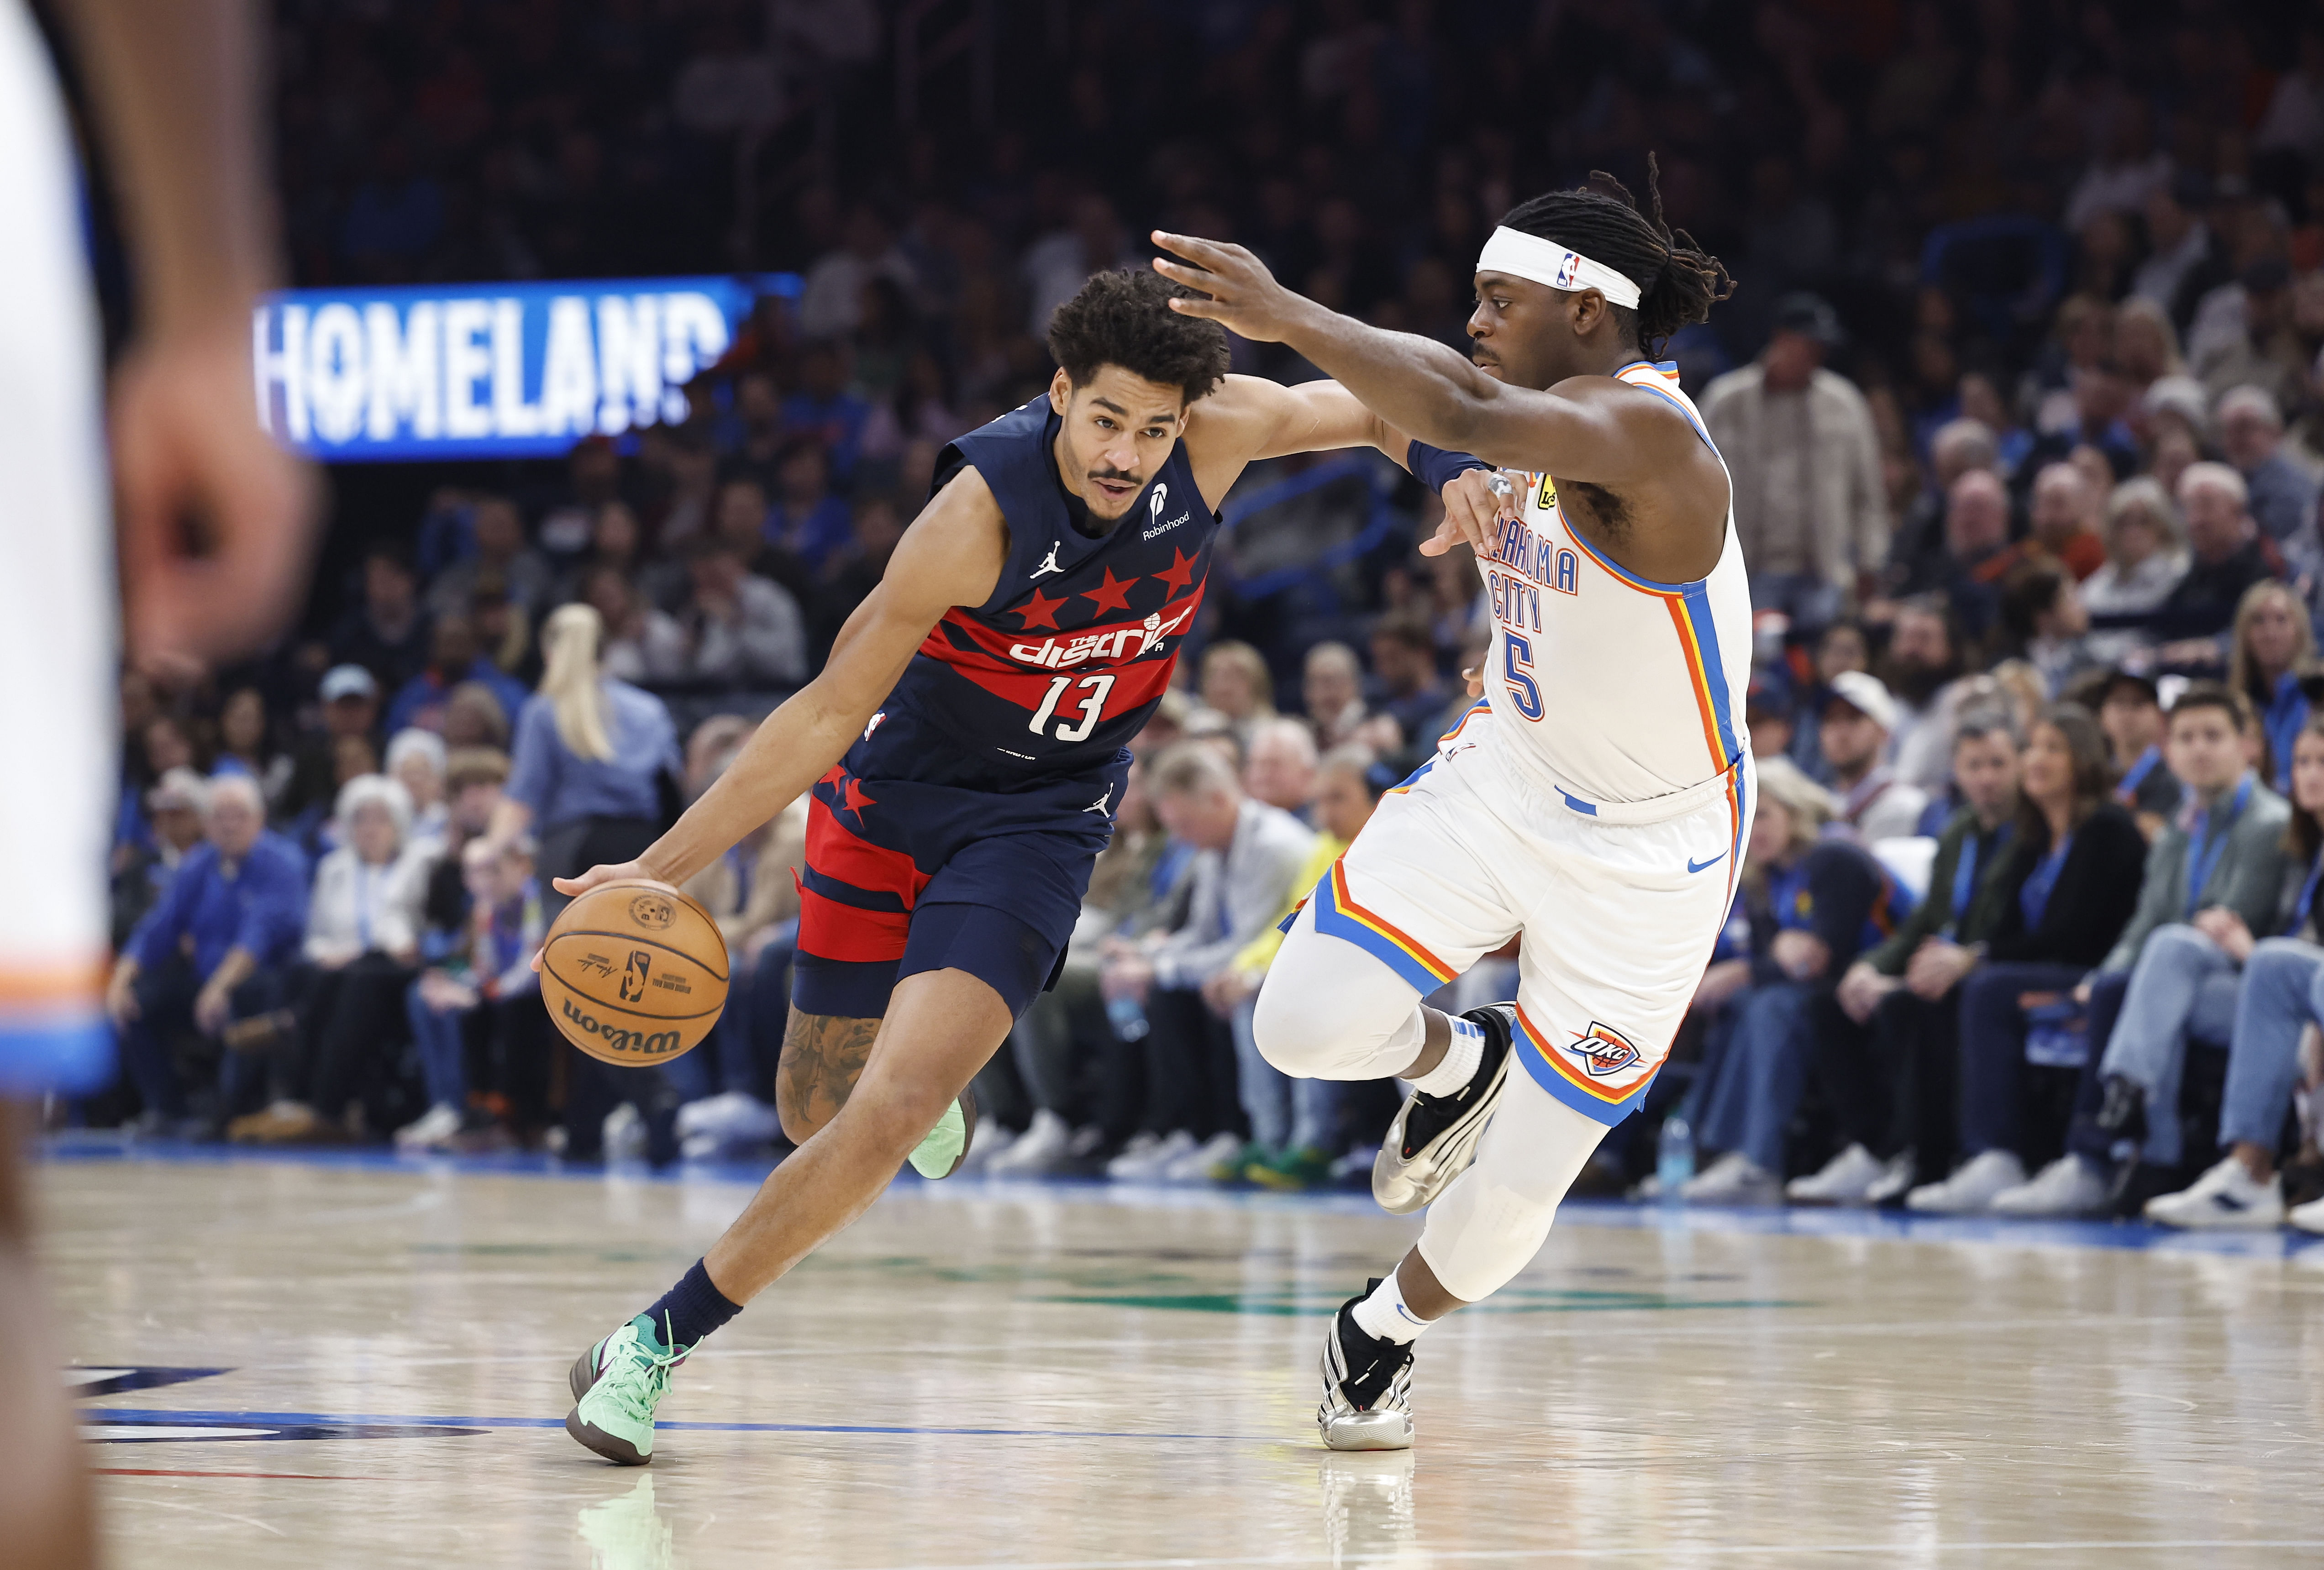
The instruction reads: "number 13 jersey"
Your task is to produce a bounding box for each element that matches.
[891,396,1217,782]
[1463,359,1753,809]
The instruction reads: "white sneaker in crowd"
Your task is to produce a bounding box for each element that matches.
[603,1103,647,1161]
[394,1103,462,1151]
[675,1091,782,1145]
[1677,1151,1780,1205]
[1162,1130,1245,1183]
[1991,1154,2111,1217]
[1785,1143,1887,1205]
[1904,1149,2026,1214]
[1107,1129,1195,1180]
[953,1120,1020,1175]
[1864,1151,1916,1205]
[2288,1192,2324,1234]
[2144,1156,2285,1229]
[988,1108,1073,1176]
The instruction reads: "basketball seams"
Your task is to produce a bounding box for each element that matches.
[545,928,731,985]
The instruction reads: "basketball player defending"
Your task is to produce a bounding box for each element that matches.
[4,2,314,1563]
[1154,168,1746,1450]
[555,268,1500,1465]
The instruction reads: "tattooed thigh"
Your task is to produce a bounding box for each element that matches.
[774,1009,883,1141]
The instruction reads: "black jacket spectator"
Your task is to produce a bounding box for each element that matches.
[1983,802,2147,966]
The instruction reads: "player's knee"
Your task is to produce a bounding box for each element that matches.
[1250,972,1339,1077]
[1420,1176,1559,1302]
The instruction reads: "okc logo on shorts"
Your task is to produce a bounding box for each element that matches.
[1564,1022,1640,1078]
[1553,251,1581,289]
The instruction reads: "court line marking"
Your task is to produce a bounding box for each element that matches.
[861,1544,2324,1570]
[112,1496,287,1538]
[45,1137,2324,1260]
[82,1408,1249,1441]
[94,1469,376,1481]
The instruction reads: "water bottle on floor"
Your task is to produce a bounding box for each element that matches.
[1656,1114,1694,1198]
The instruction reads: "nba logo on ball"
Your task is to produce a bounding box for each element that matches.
[539,880,730,1066]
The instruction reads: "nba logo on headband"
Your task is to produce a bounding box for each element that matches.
[1553,253,1581,289]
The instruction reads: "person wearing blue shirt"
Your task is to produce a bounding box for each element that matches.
[2226,579,2313,794]
[489,603,680,1160]
[493,604,678,905]
[104,773,308,1128]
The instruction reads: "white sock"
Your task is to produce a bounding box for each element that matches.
[1349,1272,1434,1345]
[1405,1015,1484,1098]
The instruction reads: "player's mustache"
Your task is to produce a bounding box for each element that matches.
[1087,467,1141,485]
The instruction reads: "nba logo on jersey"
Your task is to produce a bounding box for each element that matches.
[1565,1023,1640,1078]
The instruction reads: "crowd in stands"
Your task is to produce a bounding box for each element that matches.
[68,2,2324,1231]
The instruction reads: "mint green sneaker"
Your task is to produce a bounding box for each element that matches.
[566,1314,686,1465]
[907,1090,978,1179]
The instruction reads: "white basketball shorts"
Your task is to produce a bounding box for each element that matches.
[1304,709,1752,1126]
[0,2,121,1094]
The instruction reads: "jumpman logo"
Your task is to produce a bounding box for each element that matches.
[1083,784,1114,816]
[1030,541,1065,578]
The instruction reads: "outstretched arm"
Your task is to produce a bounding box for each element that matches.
[552,470,1009,898]
[1154,232,1668,485]
[1187,375,1511,558]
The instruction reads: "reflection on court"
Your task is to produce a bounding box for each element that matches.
[38,1145,2324,1568]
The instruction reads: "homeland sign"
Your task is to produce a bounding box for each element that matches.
[251,274,799,462]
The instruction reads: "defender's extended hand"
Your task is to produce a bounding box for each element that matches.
[1423,467,1521,557]
[1150,231,1308,343]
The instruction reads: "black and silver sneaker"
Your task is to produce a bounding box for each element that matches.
[1318,1281,1415,1452]
[1372,1004,1514,1214]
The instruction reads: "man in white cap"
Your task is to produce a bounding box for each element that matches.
[1820,670,1929,843]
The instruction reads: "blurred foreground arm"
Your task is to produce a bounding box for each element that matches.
[57,0,315,672]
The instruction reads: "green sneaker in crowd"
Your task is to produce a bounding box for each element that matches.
[1248,1146,1336,1192]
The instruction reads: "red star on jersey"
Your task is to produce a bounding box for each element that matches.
[1014,587,1066,630]
[1152,547,1199,599]
[1079,567,1137,616]
[838,773,877,823]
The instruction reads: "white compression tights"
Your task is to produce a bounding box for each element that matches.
[1252,904,1611,1303]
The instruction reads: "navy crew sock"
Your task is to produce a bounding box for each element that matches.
[641,1259,743,1349]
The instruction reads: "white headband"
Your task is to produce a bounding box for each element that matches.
[1476,226,1643,310]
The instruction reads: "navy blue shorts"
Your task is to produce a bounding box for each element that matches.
[790,702,1127,1022]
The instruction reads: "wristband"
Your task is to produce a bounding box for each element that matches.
[1408,440,1491,493]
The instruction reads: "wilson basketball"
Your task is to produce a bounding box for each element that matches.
[539,879,730,1067]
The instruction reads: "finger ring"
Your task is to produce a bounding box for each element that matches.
[1487,473,1514,499]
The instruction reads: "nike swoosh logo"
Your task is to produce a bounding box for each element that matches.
[1686,852,1727,874]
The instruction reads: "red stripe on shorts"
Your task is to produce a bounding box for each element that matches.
[805,795,933,905]
[795,885,912,964]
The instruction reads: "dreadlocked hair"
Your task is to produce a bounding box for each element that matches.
[1499,154,1735,360]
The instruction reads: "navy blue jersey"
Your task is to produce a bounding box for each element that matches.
[883,397,1217,780]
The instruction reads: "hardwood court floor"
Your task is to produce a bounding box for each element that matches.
[36,1143,2324,1568]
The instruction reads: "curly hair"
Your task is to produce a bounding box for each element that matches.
[1046,268,1230,404]
[1498,154,1735,360]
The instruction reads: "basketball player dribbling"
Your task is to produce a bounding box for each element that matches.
[553,268,1507,1465]
[1153,164,1748,1450]
[3,3,314,1563]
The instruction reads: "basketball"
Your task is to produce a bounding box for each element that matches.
[538,879,730,1067]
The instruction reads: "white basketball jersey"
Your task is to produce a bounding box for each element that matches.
[1458,360,1751,809]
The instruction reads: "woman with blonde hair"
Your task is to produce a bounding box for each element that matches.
[2114,297,2185,391]
[2229,578,2318,792]
[491,603,679,921]
[1195,640,1275,742]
